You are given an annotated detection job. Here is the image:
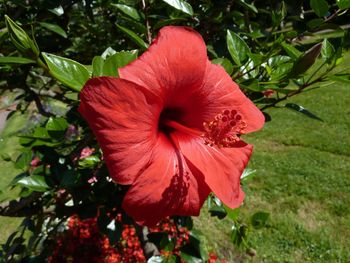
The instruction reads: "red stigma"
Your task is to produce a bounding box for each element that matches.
[202,109,247,148]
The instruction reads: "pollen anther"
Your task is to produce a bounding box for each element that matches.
[202,109,247,148]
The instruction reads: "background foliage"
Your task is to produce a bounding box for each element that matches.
[0,0,349,262]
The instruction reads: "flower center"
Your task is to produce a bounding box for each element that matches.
[202,109,247,148]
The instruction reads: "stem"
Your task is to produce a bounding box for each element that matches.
[141,0,152,44]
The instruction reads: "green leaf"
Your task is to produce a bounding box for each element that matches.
[116,24,148,50]
[285,103,323,121]
[237,0,258,13]
[154,18,187,30]
[180,231,208,261]
[15,152,32,169]
[42,52,91,91]
[49,6,64,16]
[161,0,194,16]
[92,56,104,77]
[111,4,141,21]
[46,117,68,138]
[281,42,302,60]
[79,155,100,169]
[38,22,67,38]
[336,0,350,9]
[227,30,250,66]
[289,42,322,78]
[103,50,138,77]
[251,211,270,229]
[212,58,234,75]
[4,15,39,56]
[224,206,240,221]
[321,39,335,62]
[329,74,350,84]
[16,175,49,192]
[0,56,36,64]
[241,168,257,184]
[310,0,329,17]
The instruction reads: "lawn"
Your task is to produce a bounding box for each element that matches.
[0,55,349,262]
[196,55,350,262]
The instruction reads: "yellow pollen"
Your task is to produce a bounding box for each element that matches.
[202,109,247,148]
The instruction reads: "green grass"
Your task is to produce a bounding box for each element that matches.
[196,58,350,262]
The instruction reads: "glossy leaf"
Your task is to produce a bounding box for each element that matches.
[227,30,250,66]
[49,6,64,16]
[92,56,104,77]
[16,175,49,192]
[4,15,39,56]
[0,56,36,64]
[42,52,91,91]
[336,0,350,9]
[111,4,141,21]
[237,0,258,13]
[310,0,329,17]
[241,168,257,184]
[116,24,148,50]
[285,103,323,121]
[38,22,67,38]
[321,39,335,62]
[281,42,302,60]
[212,57,234,75]
[15,152,32,170]
[103,50,138,77]
[46,117,68,138]
[161,0,194,16]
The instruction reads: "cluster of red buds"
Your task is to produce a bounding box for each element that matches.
[47,215,145,263]
[47,215,226,262]
[149,218,190,258]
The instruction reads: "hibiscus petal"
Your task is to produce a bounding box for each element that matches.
[180,62,265,133]
[78,77,161,184]
[122,133,210,226]
[119,26,208,106]
[173,133,250,209]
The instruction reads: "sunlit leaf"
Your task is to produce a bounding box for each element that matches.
[321,39,335,63]
[38,22,67,38]
[0,56,36,64]
[116,24,148,50]
[212,57,234,75]
[103,50,138,77]
[336,0,350,9]
[111,4,142,21]
[92,56,104,77]
[227,30,250,66]
[310,0,329,17]
[161,0,194,16]
[17,175,49,192]
[42,52,91,91]
[281,42,302,60]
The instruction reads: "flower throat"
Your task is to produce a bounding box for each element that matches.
[160,108,247,148]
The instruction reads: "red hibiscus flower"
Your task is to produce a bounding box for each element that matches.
[78,26,264,226]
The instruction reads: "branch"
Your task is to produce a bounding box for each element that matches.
[0,192,42,217]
